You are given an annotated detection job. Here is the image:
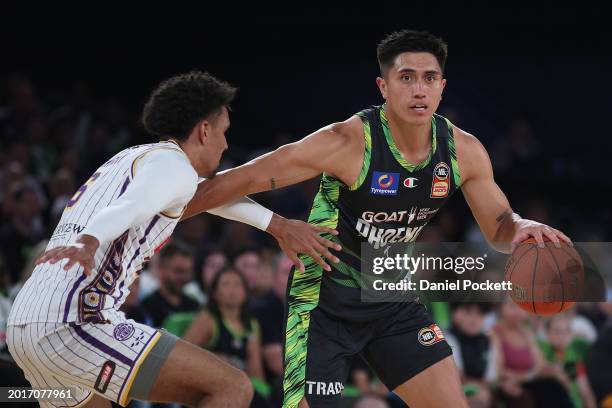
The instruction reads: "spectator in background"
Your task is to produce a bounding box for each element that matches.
[183,267,268,407]
[141,240,199,327]
[8,239,48,301]
[584,317,612,407]
[173,214,212,249]
[493,300,573,407]
[539,315,596,408]
[0,183,45,283]
[201,247,228,290]
[446,302,500,408]
[47,167,76,226]
[120,280,153,327]
[183,245,228,305]
[233,247,269,298]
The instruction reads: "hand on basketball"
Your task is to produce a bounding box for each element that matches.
[267,214,341,272]
[511,219,572,251]
[35,234,99,275]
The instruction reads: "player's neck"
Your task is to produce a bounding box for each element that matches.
[172,138,201,173]
[385,108,432,154]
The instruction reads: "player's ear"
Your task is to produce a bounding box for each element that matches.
[376,76,388,100]
[198,120,210,146]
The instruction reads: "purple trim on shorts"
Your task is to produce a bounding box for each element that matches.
[63,274,87,323]
[70,322,134,366]
[117,329,161,401]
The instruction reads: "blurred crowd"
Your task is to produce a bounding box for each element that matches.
[1,75,611,408]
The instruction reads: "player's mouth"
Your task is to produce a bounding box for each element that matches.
[410,104,428,112]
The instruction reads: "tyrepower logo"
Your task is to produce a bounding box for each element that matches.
[305,381,344,396]
[370,171,399,196]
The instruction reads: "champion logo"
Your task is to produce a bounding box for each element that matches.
[403,177,418,188]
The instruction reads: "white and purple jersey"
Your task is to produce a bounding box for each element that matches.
[9,140,198,325]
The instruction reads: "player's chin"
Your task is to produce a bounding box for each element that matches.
[404,110,431,124]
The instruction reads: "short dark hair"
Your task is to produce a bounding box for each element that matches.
[377,30,448,75]
[158,240,194,263]
[142,71,237,141]
[206,267,254,330]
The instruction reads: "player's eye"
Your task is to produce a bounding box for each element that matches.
[401,75,411,81]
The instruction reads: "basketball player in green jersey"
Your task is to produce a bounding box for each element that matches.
[183,30,572,408]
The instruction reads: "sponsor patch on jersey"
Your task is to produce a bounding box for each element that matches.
[371,171,399,195]
[418,324,445,346]
[430,162,450,198]
[403,177,418,188]
[94,360,115,393]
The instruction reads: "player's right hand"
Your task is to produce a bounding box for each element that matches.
[35,234,99,275]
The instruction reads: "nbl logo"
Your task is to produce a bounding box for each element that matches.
[370,171,399,196]
[430,162,450,198]
[418,324,445,346]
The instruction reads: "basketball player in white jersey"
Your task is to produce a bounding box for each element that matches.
[7,71,341,408]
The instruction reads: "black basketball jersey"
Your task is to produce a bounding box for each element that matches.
[287,104,461,321]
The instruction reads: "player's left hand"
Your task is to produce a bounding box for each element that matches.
[266,214,341,272]
[35,234,100,275]
[511,219,572,251]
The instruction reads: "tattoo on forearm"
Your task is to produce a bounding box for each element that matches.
[496,209,512,223]
[270,178,276,189]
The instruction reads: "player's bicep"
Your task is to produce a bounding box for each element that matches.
[238,125,348,192]
[459,134,513,242]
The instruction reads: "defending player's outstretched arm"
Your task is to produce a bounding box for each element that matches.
[455,127,572,253]
[183,117,363,220]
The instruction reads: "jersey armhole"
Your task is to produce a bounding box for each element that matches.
[349,115,372,191]
[131,146,190,219]
[444,117,462,188]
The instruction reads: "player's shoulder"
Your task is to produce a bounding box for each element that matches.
[450,124,493,181]
[133,143,198,184]
[451,124,488,160]
[326,115,366,145]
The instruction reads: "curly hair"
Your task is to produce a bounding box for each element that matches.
[377,30,448,75]
[142,71,237,140]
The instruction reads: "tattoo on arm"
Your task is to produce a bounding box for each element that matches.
[496,209,512,223]
[270,178,276,189]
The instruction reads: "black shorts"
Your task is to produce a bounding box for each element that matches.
[282,301,452,407]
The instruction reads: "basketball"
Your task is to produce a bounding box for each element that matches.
[505,237,584,316]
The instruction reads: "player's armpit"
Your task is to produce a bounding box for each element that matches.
[182,120,358,220]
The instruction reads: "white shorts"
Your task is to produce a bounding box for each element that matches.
[7,319,164,407]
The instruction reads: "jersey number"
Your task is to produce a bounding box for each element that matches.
[66,172,101,209]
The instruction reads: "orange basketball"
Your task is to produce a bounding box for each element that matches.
[504,237,584,316]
